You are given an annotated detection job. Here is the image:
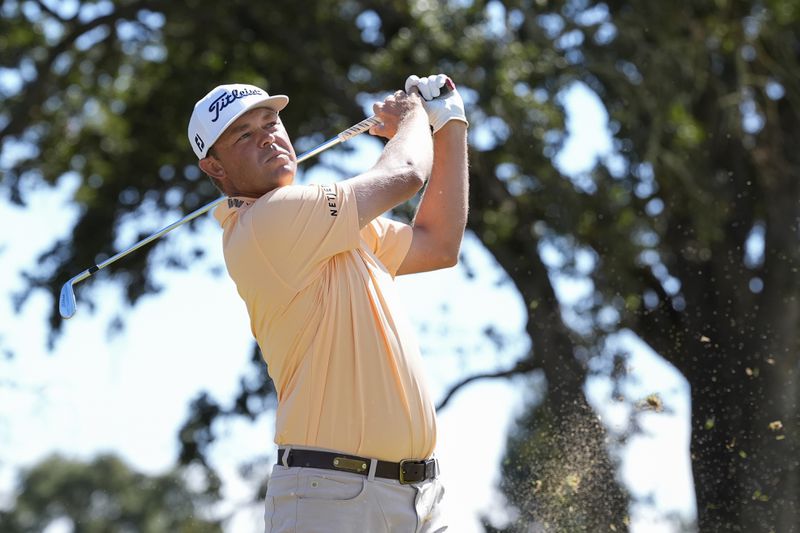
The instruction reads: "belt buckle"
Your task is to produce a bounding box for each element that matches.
[399,459,415,485]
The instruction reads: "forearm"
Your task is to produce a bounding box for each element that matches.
[375,108,433,178]
[350,101,433,228]
[410,121,469,264]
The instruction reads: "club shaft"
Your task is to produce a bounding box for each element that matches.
[72,114,380,283]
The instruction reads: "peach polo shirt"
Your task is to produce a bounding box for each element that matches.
[213,181,437,462]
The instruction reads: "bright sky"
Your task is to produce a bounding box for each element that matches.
[0,83,695,532]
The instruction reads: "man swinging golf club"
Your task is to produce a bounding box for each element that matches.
[188,73,469,532]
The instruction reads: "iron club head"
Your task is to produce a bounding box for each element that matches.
[59,279,77,319]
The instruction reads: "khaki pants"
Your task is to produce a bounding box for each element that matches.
[264,464,447,532]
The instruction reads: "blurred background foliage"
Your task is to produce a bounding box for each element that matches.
[1,0,798,531]
[0,454,223,532]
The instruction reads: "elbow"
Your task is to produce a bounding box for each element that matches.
[406,160,428,187]
[400,163,427,193]
[434,245,460,269]
[403,151,432,186]
[441,250,460,268]
[412,227,463,270]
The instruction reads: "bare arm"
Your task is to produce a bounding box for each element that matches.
[397,120,469,275]
[346,91,433,228]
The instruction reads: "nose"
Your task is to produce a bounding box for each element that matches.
[259,128,276,148]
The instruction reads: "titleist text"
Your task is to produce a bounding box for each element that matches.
[208,88,263,122]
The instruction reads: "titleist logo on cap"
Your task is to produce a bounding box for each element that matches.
[208,87,264,122]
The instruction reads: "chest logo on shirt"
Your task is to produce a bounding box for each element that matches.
[321,184,338,217]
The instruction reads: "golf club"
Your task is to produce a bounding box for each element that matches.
[59,83,456,320]
[58,113,383,320]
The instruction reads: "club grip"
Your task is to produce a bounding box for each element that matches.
[338,115,382,142]
[337,80,456,142]
[442,78,456,94]
[409,79,455,99]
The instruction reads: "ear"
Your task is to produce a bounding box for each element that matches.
[198,155,226,180]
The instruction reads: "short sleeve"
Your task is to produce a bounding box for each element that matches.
[360,216,413,276]
[248,182,360,288]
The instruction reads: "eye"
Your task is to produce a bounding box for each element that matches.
[237,131,251,142]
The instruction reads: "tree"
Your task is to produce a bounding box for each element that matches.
[0,454,222,532]
[554,1,799,530]
[426,0,799,529]
[3,0,798,531]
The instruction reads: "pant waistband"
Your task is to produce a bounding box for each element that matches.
[277,448,438,484]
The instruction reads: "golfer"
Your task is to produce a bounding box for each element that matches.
[188,73,468,532]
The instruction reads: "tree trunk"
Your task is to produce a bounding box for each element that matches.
[689,346,799,532]
[669,160,800,531]
[468,157,630,531]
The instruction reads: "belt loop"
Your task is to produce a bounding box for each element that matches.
[281,446,292,467]
[367,458,378,481]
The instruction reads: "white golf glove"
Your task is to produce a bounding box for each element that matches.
[405,74,468,133]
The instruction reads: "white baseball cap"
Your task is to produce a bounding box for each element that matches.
[188,83,289,159]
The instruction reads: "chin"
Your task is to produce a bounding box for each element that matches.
[275,166,297,187]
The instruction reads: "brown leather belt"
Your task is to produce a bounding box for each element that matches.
[277,448,438,484]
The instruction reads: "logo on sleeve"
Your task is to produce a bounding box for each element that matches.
[320,185,338,216]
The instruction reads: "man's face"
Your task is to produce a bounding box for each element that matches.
[202,107,297,197]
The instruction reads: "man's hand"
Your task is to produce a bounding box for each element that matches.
[405,74,469,133]
[369,90,426,140]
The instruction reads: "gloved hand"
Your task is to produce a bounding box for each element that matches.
[405,74,468,134]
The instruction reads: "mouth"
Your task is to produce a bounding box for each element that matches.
[264,152,291,165]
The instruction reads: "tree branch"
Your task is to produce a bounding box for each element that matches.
[0,0,160,142]
[436,357,539,411]
[33,0,66,22]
